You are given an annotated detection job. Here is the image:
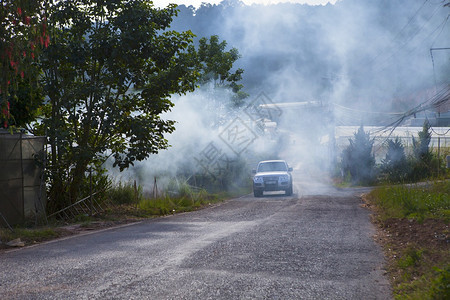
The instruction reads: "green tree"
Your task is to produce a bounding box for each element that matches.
[36,0,200,210]
[341,125,375,185]
[409,120,433,180]
[198,35,248,107]
[412,120,432,162]
[381,137,408,182]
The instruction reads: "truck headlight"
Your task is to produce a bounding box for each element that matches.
[253,176,263,183]
[279,175,289,182]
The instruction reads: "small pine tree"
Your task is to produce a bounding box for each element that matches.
[412,120,432,163]
[410,120,433,180]
[381,137,408,182]
[341,125,375,185]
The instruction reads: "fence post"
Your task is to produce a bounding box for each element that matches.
[134,180,138,209]
[153,177,158,198]
[89,168,93,216]
[438,137,440,178]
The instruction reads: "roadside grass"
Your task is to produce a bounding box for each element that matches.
[394,257,449,300]
[369,181,450,222]
[0,181,251,250]
[366,181,450,299]
[0,227,60,246]
[138,188,215,215]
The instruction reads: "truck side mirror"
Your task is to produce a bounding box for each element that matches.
[288,167,293,172]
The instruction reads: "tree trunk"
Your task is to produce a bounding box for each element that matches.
[68,160,89,204]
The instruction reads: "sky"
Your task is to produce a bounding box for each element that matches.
[153,0,338,8]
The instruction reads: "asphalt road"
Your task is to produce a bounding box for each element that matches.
[0,174,391,299]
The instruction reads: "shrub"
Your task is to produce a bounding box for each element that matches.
[413,120,432,162]
[341,125,376,185]
[407,120,434,181]
[381,137,409,183]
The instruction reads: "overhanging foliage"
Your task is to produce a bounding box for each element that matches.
[35,0,200,209]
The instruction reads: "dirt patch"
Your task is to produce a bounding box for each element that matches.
[381,218,449,249]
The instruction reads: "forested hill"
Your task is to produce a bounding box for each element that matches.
[169,0,450,112]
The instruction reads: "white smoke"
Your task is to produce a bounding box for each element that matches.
[109,0,450,191]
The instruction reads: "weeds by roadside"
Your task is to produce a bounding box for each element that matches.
[369,182,450,222]
[365,181,450,299]
[0,227,60,247]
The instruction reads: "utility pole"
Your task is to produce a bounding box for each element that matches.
[429,47,449,172]
[430,47,450,88]
[429,47,450,119]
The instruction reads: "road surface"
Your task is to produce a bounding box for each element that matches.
[0,173,391,299]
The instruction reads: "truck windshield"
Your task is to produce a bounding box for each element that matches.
[258,162,287,172]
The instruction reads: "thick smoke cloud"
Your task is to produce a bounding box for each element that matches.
[110,0,450,190]
[173,0,449,110]
[110,86,283,193]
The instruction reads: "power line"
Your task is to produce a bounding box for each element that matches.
[332,103,405,116]
[368,0,430,66]
[329,1,448,81]
[371,4,443,75]
[430,47,450,86]
[430,13,450,47]
[379,84,450,132]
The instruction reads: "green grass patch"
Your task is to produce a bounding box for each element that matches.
[368,181,450,221]
[138,196,177,215]
[91,180,238,218]
[394,262,450,300]
[397,247,424,270]
[0,227,60,245]
[388,243,450,300]
[138,185,220,215]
